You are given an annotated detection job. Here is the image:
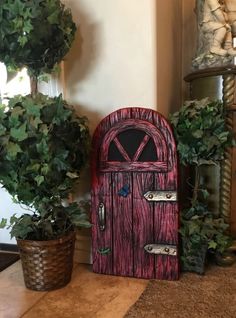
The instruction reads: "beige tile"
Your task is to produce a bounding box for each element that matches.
[0,261,46,318]
[22,264,148,318]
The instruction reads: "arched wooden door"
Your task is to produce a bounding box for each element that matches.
[91,108,179,280]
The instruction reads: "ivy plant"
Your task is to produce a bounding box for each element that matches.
[0,93,91,240]
[170,99,232,166]
[170,98,234,273]
[0,0,76,77]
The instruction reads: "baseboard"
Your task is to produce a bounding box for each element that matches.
[74,231,92,264]
[0,243,18,252]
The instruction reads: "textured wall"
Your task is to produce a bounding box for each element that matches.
[63,0,157,133]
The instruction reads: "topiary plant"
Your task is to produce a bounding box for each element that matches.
[170,98,234,273]
[0,93,91,240]
[0,0,76,77]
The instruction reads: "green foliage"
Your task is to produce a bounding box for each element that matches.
[0,0,76,76]
[5,201,91,240]
[180,201,231,259]
[170,98,234,166]
[170,98,234,272]
[0,93,91,240]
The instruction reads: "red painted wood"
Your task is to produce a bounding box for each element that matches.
[112,172,133,276]
[100,161,168,172]
[113,137,131,161]
[91,107,179,280]
[153,202,179,280]
[100,119,168,164]
[133,172,155,279]
[91,173,113,275]
[132,134,150,161]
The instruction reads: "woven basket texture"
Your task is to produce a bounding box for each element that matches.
[17,231,76,291]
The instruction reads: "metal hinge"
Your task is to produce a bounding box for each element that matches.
[144,191,177,202]
[144,244,177,256]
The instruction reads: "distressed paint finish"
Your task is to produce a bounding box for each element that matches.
[91,107,179,280]
[92,173,113,274]
[112,172,133,276]
[133,172,155,279]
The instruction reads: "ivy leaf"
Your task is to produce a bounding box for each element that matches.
[24,99,41,117]
[0,106,6,119]
[47,10,60,24]
[11,106,25,118]
[9,115,21,127]
[23,20,33,34]
[40,124,49,136]
[41,164,49,175]
[36,138,49,156]
[192,130,203,138]
[52,96,72,125]
[0,218,7,228]
[201,189,210,200]
[10,123,28,141]
[9,214,19,226]
[6,142,22,159]
[34,175,44,186]
[26,163,40,172]
[0,124,6,136]
[188,222,200,235]
[18,35,28,47]
[53,157,68,171]
[29,117,42,129]
[208,240,217,250]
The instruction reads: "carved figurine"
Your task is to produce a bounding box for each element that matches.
[224,0,236,36]
[193,0,235,69]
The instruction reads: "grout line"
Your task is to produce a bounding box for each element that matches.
[19,262,81,317]
[20,292,49,318]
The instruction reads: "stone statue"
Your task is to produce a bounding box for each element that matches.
[224,0,236,36]
[193,0,236,69]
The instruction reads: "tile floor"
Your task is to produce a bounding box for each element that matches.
[0,261,148,318]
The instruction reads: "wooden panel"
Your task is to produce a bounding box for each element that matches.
[131,107,154,123]
[100,119,168,163]
[153,168,179,280]
[100,161,167,172]
[112,172,133,276]
[91,107,179,280]
[91,173,113,274]
[133,172,154,279]
[154,202,179,280]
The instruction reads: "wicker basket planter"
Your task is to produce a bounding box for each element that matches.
[17,231,76,291]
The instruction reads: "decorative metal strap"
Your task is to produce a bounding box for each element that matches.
[144,191,177,202]
[144,244,177,256]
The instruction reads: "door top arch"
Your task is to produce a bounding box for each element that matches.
[100,119,168,171]
[92,107,177,174]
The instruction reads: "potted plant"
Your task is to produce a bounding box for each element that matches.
[170,98,234,274]
[0,0,76,77]
[0,0,91,291]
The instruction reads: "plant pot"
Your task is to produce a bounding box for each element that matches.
[181,239,208,275]
[17,231,76,291]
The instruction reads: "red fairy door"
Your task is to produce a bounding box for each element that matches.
[91,108,179,280]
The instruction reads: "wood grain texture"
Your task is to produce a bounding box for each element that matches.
[91,173,113,274]
[112,172,133,276]
[91,107,179,280]
[133,172,155,279]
